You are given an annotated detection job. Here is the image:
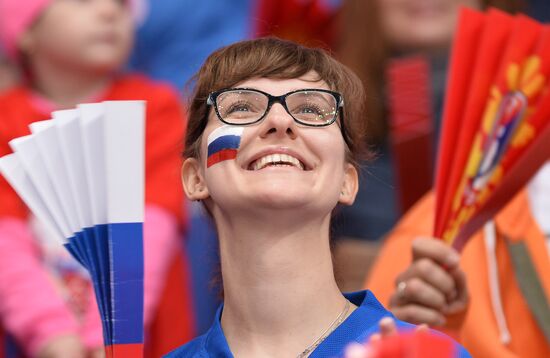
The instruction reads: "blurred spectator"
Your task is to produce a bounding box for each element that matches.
[336,0,525,240]
[332,0,525,291]
[362,2,550,357]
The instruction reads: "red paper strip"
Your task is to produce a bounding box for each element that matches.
[435,8,514,240]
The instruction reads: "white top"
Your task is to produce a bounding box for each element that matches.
[527,161,550,256]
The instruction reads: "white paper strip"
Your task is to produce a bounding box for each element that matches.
[53,109,93,228]
[78,103,107,225]
[103,101,145,223]
[0,154,64,242]
[29,120,80,234]
[9,135,72,238]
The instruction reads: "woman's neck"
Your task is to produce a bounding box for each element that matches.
[216,212,351,357]
[29,58,113,109]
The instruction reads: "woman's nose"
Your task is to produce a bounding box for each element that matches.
[259,103,298,140]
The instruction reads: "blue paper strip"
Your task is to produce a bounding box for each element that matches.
[73,231,99,298]
[82,227,109,346]
[64,239,86,269]
[108,222,144,344]
[95,224,112,345]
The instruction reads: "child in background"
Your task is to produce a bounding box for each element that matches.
[0,0,194,356]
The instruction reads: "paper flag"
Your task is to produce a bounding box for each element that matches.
[435,8,550,250]
[0,100,145,357]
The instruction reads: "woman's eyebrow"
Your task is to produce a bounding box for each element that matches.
[289,91,334,106]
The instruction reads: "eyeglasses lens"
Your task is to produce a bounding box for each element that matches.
[216,90,268,124]
[286,91,337,125]
[216,90,337,126]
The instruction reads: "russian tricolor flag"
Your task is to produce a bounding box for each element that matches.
[207,125,243,168]
[0,101,145,357]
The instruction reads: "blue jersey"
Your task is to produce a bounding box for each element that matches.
[165,290,471,357]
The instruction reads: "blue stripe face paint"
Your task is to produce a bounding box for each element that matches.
[206,126,244,168]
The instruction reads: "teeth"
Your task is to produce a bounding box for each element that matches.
[252,153,305,171]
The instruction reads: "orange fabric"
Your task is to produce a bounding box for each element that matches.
[366,190,550,358]
[0,75,194,357]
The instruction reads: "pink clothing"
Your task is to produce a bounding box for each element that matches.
[0,0,50,59]
[0,204,179,356]
[142,204,182,328]
[0,218,77,355]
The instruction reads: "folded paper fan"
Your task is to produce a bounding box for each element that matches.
[0,101,145,357]
[435,8,550,250]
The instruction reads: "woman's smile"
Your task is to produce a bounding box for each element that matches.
[248,153,305,171]
[243,146,311,171]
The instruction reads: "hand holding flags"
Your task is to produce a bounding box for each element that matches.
[435,8,550,250]
[0,101,145,357]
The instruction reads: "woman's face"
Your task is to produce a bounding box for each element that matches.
[378,0,481,52]
[184,73,358,217]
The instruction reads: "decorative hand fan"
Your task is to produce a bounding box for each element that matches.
[435,8,550,250]
[0,101,145,357]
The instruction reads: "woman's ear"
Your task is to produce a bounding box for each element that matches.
[181,157,209,201]
[339,163,359,206]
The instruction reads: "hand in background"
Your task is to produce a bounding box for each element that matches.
[36,334,86,358]
[389,237,469,329]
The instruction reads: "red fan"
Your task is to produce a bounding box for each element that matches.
[435,8,550,250]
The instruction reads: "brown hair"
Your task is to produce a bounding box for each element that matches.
[184,37,371,167]
[338,0,527,144]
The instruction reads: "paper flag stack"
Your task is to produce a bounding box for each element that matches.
[435,8,550,250]
[0,101,145,357]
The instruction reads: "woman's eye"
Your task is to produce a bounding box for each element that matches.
[220,100,263,118]
[297,104,324,117]
[227,103,252,113]
[301,107,319,114]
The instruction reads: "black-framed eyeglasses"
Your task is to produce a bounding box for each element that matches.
[207,88,345,129]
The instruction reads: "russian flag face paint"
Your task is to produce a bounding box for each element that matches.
[206,125,244,168]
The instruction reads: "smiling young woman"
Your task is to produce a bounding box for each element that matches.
[168,37,470,358]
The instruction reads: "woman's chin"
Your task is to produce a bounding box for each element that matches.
[248,190,337,216]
